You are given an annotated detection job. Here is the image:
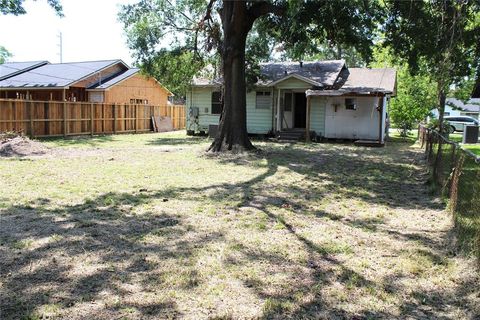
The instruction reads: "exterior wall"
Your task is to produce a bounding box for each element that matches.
[275,77,312,90]
[246,90,273,134]
[310,97,326,136]
[186,87,219,132]
[431,105,462,118]
[102,75,170,105]
[186,86,273,134]
[324,96,381,140]
[74,64,126,88]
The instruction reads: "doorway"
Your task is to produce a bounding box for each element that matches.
[294,92,307,128]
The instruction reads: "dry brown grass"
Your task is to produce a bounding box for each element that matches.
[0,132,478,319]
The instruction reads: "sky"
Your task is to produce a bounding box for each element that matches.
[0,0,137,66]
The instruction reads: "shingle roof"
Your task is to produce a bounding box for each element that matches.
[0,60,126,88]
[342,68,397,94]
[0,61,49,81]
[191,60,347,88]
[259,60,346,87]
[87,68,139,89]
[446,98,480,112]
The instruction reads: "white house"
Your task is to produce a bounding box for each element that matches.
[186,60,396,145]
[431,98,480,119]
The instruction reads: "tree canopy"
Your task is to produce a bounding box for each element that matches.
[0,0,63,16]
[0,46,12,64]
[383,0,480,131]
[119,0,384,151]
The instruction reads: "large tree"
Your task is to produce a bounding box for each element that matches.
[384,0,480,134]
[120,0,382,152]
[0,0,63,16]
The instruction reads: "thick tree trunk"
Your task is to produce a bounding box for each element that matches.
[437,85,446,134]
[208,1,255,152]
[433,84,447,182]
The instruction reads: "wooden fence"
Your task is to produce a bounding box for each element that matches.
[0,99,185,137]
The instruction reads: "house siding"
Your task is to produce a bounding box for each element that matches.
[275,78,311,89]
[187,87,272,134]
[246,90,272,134]
[310,97,326,136]
[187,87,219,132]
[324,96,380,140]
[103,75,169,105]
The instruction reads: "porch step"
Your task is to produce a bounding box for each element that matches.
[277,130,316,141]
[354,139,384,147]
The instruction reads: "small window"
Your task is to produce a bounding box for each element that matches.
[256,91,271,109]
[211,91,222,114]
[284,92,292,111]
[345,98,356,110]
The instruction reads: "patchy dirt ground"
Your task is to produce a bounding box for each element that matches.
[0,135,49,157]
[0,133,478,319]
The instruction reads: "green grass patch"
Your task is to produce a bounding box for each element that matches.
[0,131,477,319]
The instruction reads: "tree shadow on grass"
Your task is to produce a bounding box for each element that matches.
[1,141,478,319]
[0,191,224,319]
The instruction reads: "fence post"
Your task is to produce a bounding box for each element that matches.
[90,103,94,137]
[134,105,138,133]
[113,103,117,134]
[63,101,67,137]
[29,101,34,138]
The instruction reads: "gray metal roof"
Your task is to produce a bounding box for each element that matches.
[87,68,139,90]
[0,61,49,81]
[0,59,126,88]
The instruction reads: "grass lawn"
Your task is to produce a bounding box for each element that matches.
[462,144,480,156]
[0,132,479,319]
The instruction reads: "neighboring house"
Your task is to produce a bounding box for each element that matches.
[186,60,396,144]
[0,60,172,105]
[431,98,480,119]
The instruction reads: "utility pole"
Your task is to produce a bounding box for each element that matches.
[57,32,63,63]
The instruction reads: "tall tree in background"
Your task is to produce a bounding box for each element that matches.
[371,46,436,136]
[0,46,12,63]
[120,0,382,152]
[0,0,63,16]
[384,0,480,134]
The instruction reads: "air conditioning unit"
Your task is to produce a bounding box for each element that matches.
[463,125,479,144]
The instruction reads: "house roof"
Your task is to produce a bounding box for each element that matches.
[306,68,397,97]
[341,68,397,94]
[259,60,346,87]
[191,60,347,88]
[0,59,127,89]
[191,60,397,97]
[87,68,139,90]
[446,98,480,112]
[0,61,49,81]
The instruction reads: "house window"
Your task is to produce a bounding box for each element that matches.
[211,91,222,114]
[256,91,271,109]
[345,98,356,110]
[284,92,292,111]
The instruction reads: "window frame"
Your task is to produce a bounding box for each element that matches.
[255,90,272,109]
[345,98,357,110]
[211,91,222,115]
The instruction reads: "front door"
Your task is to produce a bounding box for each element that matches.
[294,92,307,128]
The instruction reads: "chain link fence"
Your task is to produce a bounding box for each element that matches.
[419,125,480,264]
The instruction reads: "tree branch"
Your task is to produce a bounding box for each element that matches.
[246,1,284,28]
